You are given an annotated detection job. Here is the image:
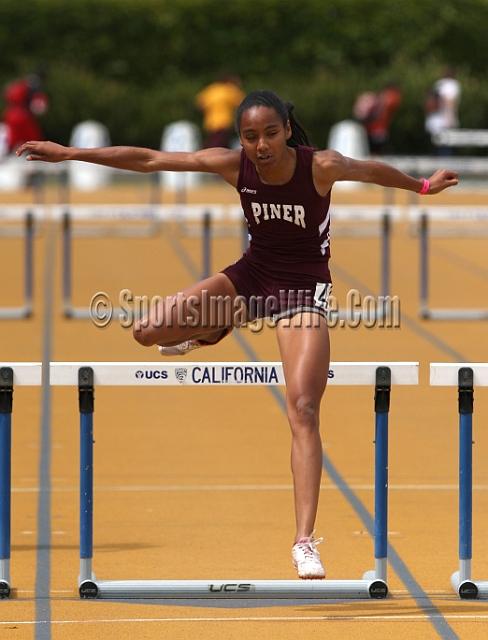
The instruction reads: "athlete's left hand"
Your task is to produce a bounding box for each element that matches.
[426,169,459,194]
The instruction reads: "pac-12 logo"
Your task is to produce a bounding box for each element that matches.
[175,368,188,383]
[134,370,168,380]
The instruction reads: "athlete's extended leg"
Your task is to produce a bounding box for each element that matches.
[276,312,330,578]
[132,273,245,348]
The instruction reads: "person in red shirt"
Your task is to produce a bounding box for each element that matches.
[364,83,402,155]
[2,73,48,153]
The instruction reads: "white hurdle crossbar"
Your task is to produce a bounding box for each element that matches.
[53,205,225,318]
[431,363,488,599]
[0,363,43,598]
[411,207,488,320]
[50,361,418,600]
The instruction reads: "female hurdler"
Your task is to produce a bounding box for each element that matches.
[17,90,458,579]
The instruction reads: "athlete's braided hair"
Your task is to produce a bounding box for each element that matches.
[235,90,315,148]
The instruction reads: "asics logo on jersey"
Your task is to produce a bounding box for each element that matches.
[241,187,257,194]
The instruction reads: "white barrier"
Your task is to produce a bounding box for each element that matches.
[68,121,112,191]
[160,121,202,192]
[328,120,369,191]
[50,361,418,386]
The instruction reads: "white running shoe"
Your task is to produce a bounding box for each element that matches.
[158,328,232,357]
[158,339,203,356]
[292,533,326,579]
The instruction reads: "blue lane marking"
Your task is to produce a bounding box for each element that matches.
[432,244,488,282]
[321,453,460,640]
[331,262,468,363]
[35,225,54,640]
[164,228,464,638]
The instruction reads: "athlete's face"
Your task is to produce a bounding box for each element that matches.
[239,106,292,169]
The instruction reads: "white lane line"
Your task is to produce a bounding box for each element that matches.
[2,615,488,625]
[11,484,488,493]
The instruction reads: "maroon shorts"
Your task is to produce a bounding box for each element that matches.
[221,251,332,322]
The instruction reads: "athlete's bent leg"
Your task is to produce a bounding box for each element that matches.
[132,273,245,347]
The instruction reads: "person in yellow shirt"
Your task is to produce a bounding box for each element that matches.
[195,75,245,148]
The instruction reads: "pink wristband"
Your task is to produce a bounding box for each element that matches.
[418,178,430,195]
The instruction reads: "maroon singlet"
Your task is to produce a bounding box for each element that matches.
[222,145,332,320]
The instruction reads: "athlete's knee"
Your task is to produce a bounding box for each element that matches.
[287,394,320,430]
[132,320,155,347]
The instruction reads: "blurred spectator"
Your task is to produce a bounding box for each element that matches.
[424,67,461,156]
[1,70,48,154]
[353,83,402,155]
[195,74,245,149]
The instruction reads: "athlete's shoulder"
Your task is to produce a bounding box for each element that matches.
[195,147,240,166]
[313,149,345,165]
[312,149,348,181]
[191,147,241,187]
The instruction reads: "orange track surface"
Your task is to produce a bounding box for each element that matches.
[1,179,488,639]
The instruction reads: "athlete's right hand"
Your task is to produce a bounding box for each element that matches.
[16,141,70,163]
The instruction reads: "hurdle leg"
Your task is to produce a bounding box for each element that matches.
[150,171,161,206]
[62,211,73,318]
[419,212,430,319]
[24,211,34,318]
[451,367,478,598]
[58,167,70,206]
[0,367,13,598]
[362,367,390,596]
[374,366,390,585]
[78,367,97,597]
[202,210,211,280]
[380,212,390,300]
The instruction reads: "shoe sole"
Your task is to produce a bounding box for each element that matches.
[293,562,326,579]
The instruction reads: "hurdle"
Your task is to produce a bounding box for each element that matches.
[0,206,41,319]
[0,363,43,598]
[53,205,223,318]
[430,363,488,599]
[412,206,488,320]
[329,205,401,301]
[432,129,488,150]
[382,155,488,181]
[50,360,418,599]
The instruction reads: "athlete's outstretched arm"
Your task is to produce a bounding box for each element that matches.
[313,150,458,195]
[16,141,241,184]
